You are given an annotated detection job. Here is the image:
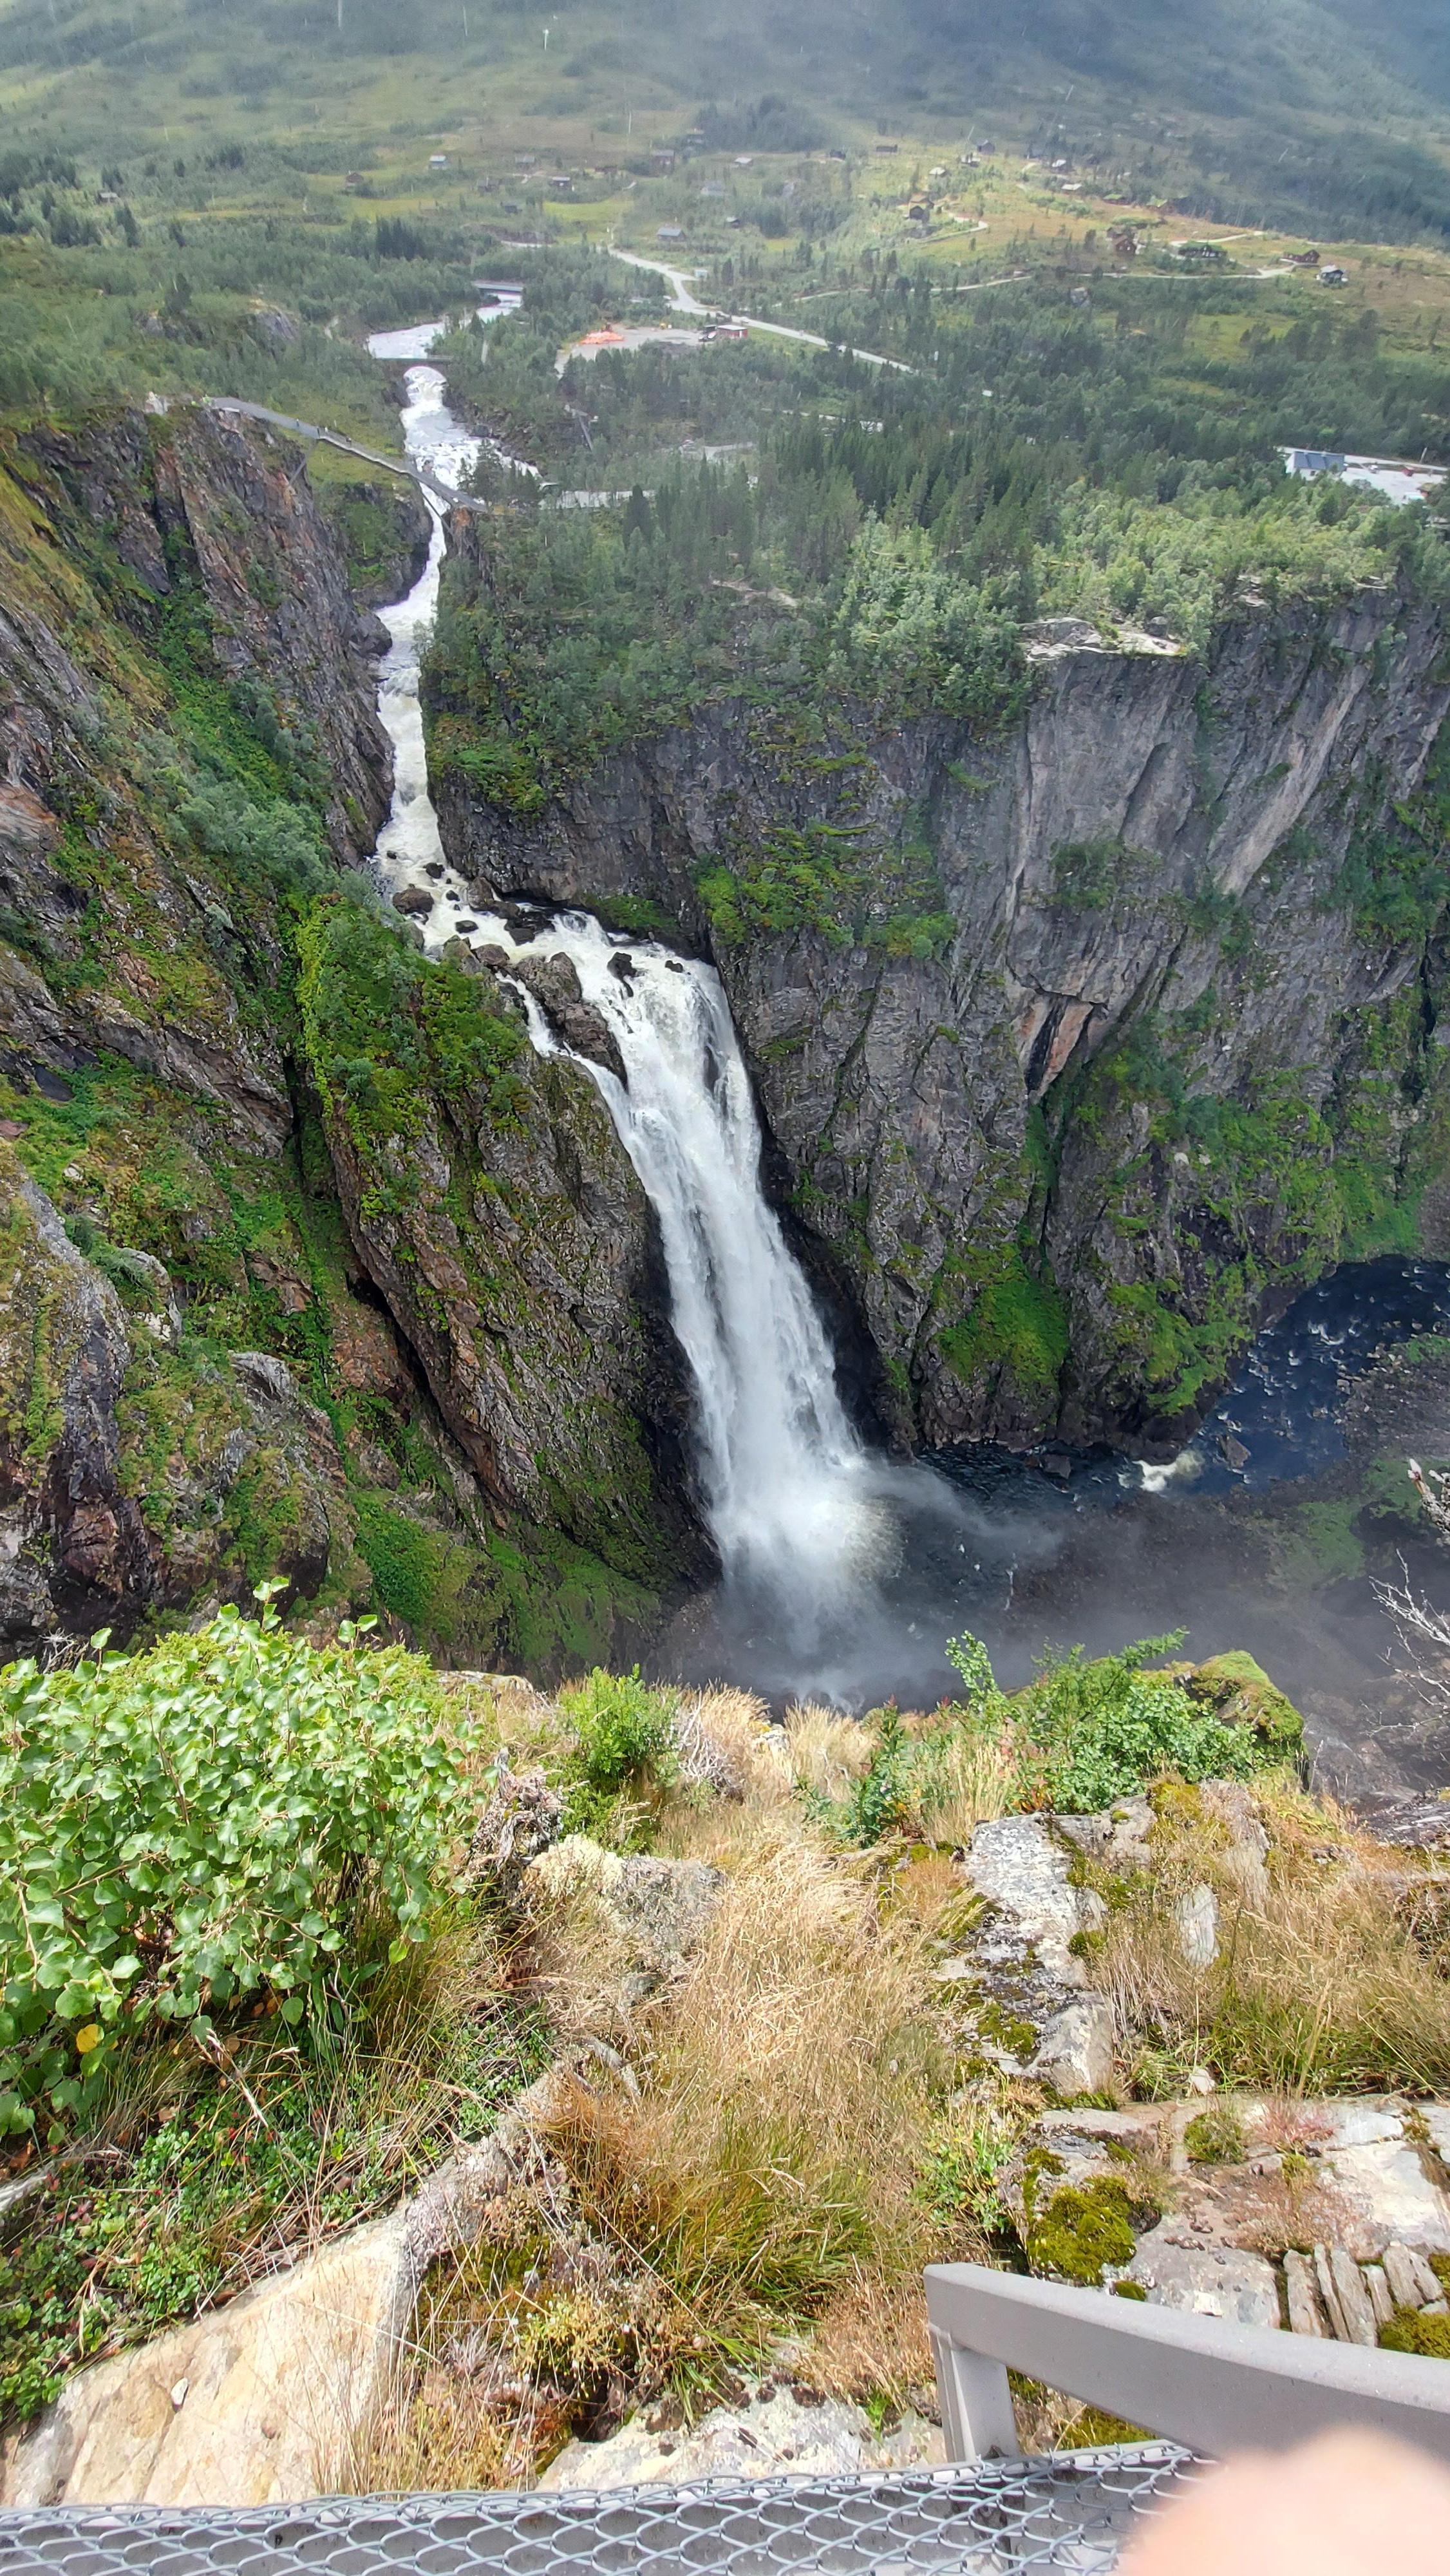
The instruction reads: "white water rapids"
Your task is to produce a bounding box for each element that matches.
[362,334,922,1657]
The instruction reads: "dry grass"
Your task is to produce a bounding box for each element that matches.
[912,1719,1022,1850]
[782,1700,876,1798]
[1097,1783,1450,2097]
[534,1823,969,2402]
[670,1685,784,1799]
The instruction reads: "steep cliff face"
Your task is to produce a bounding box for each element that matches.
[0,406,696,1662]
[437,574,1450,1454]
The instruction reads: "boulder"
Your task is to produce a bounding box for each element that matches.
[1031,1996,1116,2098]
[466,1757,562,1907]
[954,1815,1116,2094]
[1125,2229,1280,2328]
[520,1837,724,2009]
[539,2386,943,2490]
[2,2083,563,2508]
[508,954,626,1083]
[1174,1883,1219,1967]
[1054,1795,1154,1873]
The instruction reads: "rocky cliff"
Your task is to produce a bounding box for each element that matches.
[0,407,695,1660]
[436,562,1450,1454]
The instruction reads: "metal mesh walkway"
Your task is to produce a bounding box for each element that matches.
[0,2448,1200,2576]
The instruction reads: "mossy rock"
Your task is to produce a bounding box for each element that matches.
[1024,2177,1138,2287]
[1184,2106,1248,2164]
[1182,1652,1304,1758]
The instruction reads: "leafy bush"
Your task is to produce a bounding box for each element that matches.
[0,1598,471,2132]
[944,1630,1272,1813]
[556,1667,679,1839]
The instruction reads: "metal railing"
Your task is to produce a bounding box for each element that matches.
[928,2262,1450,2464]
[0,2456,1201,2576]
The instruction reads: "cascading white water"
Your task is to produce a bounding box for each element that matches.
[473,909,893,1631]
[362,332,898,1643]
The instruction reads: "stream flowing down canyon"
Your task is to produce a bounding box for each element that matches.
[366,337,1450,1783]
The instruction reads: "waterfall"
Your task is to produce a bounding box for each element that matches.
[470,910,891,1633]
[362,341,898,1649]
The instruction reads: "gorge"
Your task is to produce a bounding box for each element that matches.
[362,343,1450,1765]
[5,325,1450,1787]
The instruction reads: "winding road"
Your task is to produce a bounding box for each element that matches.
[609,248,917,374]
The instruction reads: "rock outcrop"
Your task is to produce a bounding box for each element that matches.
[0,1143,361,1647]
[2,2081,566,2508]
[0,406,700,1661]
[540,2387,943,2490]
[438,576,1450,1455]
[1001,2092,1450,2339]
[948,1812,1116,2098]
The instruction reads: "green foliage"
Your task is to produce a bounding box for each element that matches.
[0,1920,544,2425]
[943,1630,1273,1813]
[696,815,952,956]
[838,1705,919,1846]
[1051,838,1153,911]
[1036,469,1414,649]
[178,778,329,903]
[826,516,1026,728]
[556,1667,678,1837]
[917,2096,1021,2236]
[297,891,525,1155]
[937,1245,1071,1406]
[1184,2105,1248,2163]
[0,1600,471,2131]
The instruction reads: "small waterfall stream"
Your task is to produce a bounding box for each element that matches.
[363,337,904,1652]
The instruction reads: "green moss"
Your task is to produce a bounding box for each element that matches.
[1184,1653,1306,1756]
[1272,1499,1366,1590]
[1111,2278,1149,2300]
[1025,2177,1138,2286]
[937,1243,1069,1406]
[1380,2309,1450,2359]
[696,812,952,958]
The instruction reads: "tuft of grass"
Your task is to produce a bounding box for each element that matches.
[450,1821,974,2423]
[1098,1786,1450,2096]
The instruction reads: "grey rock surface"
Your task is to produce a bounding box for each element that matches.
[1125,2230,1281,2328]
[539,2388,943,2491]
[438,578,1450,1455]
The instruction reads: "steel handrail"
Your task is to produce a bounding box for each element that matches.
[927,2261,1450,2462]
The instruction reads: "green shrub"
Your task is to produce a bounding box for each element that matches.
[943,1630,1272,1813]
[0,1596,471,2131]
[556,1667,678,1837]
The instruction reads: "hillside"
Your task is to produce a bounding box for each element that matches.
[5,0,1450,246]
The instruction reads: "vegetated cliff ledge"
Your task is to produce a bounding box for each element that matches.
[0,404,699,1662]
[435,571,1450,1455]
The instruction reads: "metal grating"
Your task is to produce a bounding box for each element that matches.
[0,2448,1201,2576]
